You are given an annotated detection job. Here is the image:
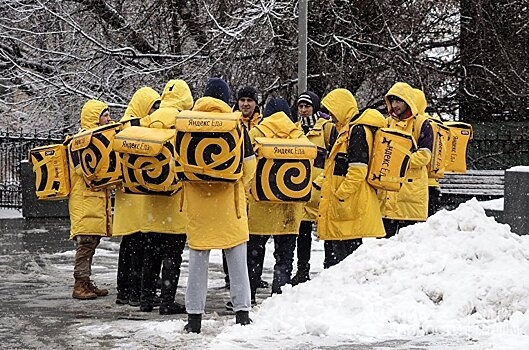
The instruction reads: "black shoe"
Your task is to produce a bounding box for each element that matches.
[225,299,256,311]
[140,304,153,312]
[115,293,129,305]
[184,314,202,334]
[128,295,140,307]
[291,272,310,286]
[159,302,186,315]
[258,279,270,289]
[235,310,252,325]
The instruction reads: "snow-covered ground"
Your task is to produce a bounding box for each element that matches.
[1,199,529,349]
[0,208,22,219]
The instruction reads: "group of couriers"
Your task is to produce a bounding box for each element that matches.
[66,78,437,333]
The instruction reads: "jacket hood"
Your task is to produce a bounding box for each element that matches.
[321,89,359,130]
[81,100,109,130]
[160,80,194,111]
[413,88,427,116]
[121,87,160,123]
[353,108,386,128]
[385,82,418,116]
[192,96,233,113]
[257,111,304,138]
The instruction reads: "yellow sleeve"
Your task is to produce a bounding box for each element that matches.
[409,149,432,169]
[242,156,257,197]
[335,165,367,200]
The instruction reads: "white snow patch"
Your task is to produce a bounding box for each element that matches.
[212,199,529,348]
[0,208,23,219]
[479,198,504,211]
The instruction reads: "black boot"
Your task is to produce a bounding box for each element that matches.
[235,311,252,325]
[160,302,186,315]
[184,314,202,334]
[291,271,310,286]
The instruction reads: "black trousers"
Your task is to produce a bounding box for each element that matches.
[247,234,296,299]
[428,186,441,217]
[382,218,416,239]
[116,232,144,299]
[295,221,313,274]
[140,233,186,307]
[323,238,362,269]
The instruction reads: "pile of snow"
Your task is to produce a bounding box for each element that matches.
[213,199,529,348]
[479,197,504,211]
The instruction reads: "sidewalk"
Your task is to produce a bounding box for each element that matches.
[0,217,322,349]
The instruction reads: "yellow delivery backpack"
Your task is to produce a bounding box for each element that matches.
[174,110,244,182]
[69,123,122,190]
[428,118,451,179]
[367,128,416,192]
[251,137,317,202]
[444,122,473,173]
[113,126,179,195]
[29,142,71,200]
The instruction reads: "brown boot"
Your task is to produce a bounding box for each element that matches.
[72,278,97,300]
[88,280,109,297]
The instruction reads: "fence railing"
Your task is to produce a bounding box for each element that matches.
[0,129,65,208]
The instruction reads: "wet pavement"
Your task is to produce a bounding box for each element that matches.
[0,218,267,349]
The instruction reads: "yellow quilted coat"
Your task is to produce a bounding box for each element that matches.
[378,82,431,221]
[317,89,386,240]
[68,100,112,239]
[113,87,160,236]
[183,96,257,250]
[138,80,193,235]
[302,117,334,222]
[247,111,306,235]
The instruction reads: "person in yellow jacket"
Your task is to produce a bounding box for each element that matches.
[292,91,336,285]
[68,99,113,300]
[317,89,386,268]
[183,78,256,333]
[378,82,434,237]
[245,97,307,302]
[113,87,160,306]
[413,88,443,217]
[133,80,192,315]
[222,85,266,290]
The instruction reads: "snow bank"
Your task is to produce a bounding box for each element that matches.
[0,208,22,219]
[213,199,529,348]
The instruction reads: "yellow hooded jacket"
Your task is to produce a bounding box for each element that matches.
[68,100,112,239]
[247,111,306,235]
[135,80,193,235]
[302,117,334,222]
[413,88,442,188]
[183,96,257,250]
[317,89,386,240]
[378,82,431,221]
[241,111,262,131]
[113,87,161,236]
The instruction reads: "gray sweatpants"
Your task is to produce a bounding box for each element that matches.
[185,242,251,314]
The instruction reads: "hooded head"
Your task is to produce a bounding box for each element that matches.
[160,79,194,111]
[413,88,427,116]
[80,99,109,130]
[385,82,418,119]
[263,98,295,122]
[121,87,160,123]
[321,89,359,131]
[203,78,232,105]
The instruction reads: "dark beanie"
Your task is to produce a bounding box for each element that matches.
[237,86,259,104]
[263,98,293,120]
[297,91,320,113]
[204,78,231,105]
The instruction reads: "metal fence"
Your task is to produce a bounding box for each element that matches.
[0,129,64,208]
